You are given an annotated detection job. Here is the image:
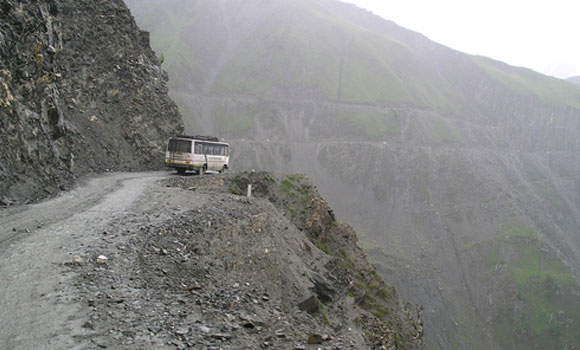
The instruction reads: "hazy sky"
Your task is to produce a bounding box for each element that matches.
[344,0,580,79]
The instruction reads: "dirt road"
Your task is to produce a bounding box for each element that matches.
[0,172,172,350]
[0,171,420,350]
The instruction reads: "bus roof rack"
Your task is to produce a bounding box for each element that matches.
[174,135,220,142]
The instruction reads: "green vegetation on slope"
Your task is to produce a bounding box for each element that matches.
[210,0,463,111]
[213,103,255,137]
[128,0,580,121]
[126,0,228,91]
[336,111,400,138]
[228,172,423,348]
[490,224,579,350]
[125,2,580,349]
[473,57,580,109]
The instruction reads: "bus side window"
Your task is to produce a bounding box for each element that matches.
[195,143,203,154]
[220,146,226,156]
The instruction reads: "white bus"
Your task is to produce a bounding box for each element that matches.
[165,135,230,175]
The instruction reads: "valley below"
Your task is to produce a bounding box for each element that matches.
[1,0,579,348]
[121,0,580,345]
[181,94,580,350]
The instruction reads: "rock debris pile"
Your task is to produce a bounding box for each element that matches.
[69,173,423,349]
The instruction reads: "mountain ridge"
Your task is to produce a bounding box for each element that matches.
[127,0,580,114]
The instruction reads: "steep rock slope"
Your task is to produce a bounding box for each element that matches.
[0,0,183,204]
[125,1,580,349]
[73,172,423,349]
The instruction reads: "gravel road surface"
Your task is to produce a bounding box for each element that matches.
[0,171,417,350]
[0,172,170,350]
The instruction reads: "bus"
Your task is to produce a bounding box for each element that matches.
[165,135,230,175]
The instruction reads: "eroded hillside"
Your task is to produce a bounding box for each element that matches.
[61,172,424,349]
[0,0,183,204]
[125,0,580,349]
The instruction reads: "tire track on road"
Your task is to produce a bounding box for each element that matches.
[0,172,168,350]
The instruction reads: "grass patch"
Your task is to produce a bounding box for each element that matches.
[511,245,573,288]
[489,223,580,349]
[315,241,330,254]
[434,118,461,143]
[472,56,580,109]
[213,103,255,137]
[336,111,400,138]
[502,224,537,239]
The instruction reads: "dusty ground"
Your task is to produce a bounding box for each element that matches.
[0,172,170,349]
[2,171,416,350]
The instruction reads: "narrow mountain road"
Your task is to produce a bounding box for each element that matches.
[0,172,171,350]
[0,170,422,349]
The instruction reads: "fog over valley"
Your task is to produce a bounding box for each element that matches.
[1,0,579,349]
[125,0,580,349]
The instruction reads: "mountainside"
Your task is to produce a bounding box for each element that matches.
[144,172,424,349]
[568,76,580,85]
[0,0,183,205]
[0,171,423,349]
[125,0,580,349]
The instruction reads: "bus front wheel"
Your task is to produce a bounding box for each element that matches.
[176,168,186,175]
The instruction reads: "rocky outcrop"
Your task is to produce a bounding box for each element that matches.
[0,0,183,205]
[150,172,424,349]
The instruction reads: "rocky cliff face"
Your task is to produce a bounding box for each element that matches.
[0,0,183,205]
